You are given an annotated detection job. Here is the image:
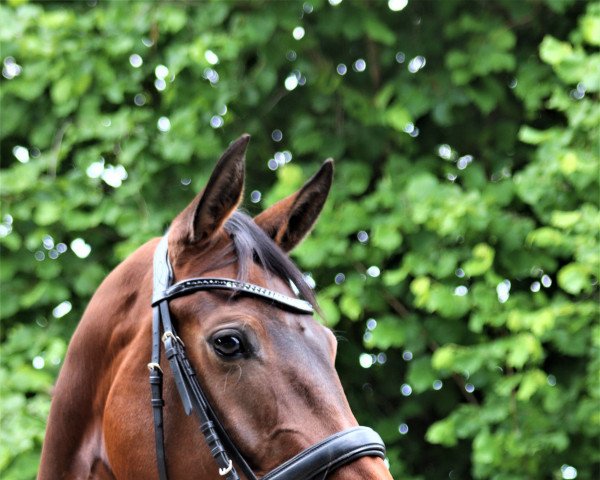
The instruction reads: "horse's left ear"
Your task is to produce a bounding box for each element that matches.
[255,159,333,252]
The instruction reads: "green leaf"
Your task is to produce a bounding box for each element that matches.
[518,126,557,145]
[317,296,341,327]
[557,263,592,294]
[506,334,543,369]
[410,276,431,306]
[339,294,362,320]
[463,243,494,276]
[365,17,396,46]
[581,13,600,46]
[371,222,403,252]
[550,210,582,229]
[539,36,573,65]
[426,417,457,447]
[517,369,547,401]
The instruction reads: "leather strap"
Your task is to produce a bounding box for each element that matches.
[261,427,386,480]
[148,235,172,479]
[149,305,167,480]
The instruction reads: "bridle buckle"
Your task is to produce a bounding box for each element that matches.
[219,459,233,476]
[147,362,163,373]
[162,331,185,346]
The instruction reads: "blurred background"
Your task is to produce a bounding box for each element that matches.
[1,0,598,478]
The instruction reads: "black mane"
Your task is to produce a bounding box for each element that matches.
[223,211,317,308]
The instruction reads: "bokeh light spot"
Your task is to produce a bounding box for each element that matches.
[250,190,262,203]
[357,230,369,243]
[134,93,146,106]
[388,0,408,11]
[367,266,381,277]
[155,64,169,79]
[204,50,219,65]
[408,55,426,73]
[271,129,283,142]
[293,26,305,40]
[157,116,171,132]
[71,238,91,258]
[353,59,366,72]
[210,115,223,128]
[12,146,29,163]
[359,353,374,369]
[561,465,577,480]
[284,74,299,91]
[454,285,468,296]
[33,356,45,370]
[52,301,72,319]
[129,54,143,68]
[334,273,346,284]
[497,279,511,303]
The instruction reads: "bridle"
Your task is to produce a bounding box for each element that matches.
[148,233,387,480]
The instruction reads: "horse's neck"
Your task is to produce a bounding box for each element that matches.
[38,239,158,479]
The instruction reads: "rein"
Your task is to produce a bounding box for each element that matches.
[149,233,386,480]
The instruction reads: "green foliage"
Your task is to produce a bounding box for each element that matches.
[1,0,598,479]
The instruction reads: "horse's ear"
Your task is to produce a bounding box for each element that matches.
[172,134,249,244]
[255,159,333,252]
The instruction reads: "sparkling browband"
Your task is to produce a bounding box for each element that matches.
[152,277,314,314]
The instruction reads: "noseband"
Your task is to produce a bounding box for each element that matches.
[149,234,386,480]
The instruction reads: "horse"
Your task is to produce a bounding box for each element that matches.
[38,135,392,480]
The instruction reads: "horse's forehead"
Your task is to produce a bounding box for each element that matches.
[168,232,232,273]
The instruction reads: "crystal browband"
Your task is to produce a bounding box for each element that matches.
[152,277,314,314]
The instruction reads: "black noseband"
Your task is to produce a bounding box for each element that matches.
[260,427,386,480]
[149,234,387,480]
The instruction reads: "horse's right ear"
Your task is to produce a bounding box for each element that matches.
[170,134,249,245]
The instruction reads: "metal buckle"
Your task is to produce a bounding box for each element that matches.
[219,459,233,476]
[147,362,163,373]
[161,331,185,346]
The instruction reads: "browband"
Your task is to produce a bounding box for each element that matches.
[153,277,314,314]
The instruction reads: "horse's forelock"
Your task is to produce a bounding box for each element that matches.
[223,211,318,309]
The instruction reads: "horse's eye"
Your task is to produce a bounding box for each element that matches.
[212,333,246,358]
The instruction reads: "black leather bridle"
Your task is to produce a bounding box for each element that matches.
[149,233,387,480]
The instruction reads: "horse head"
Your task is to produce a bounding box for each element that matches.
[39,135,392,480]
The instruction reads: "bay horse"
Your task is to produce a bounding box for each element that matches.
[39,135,392,480]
